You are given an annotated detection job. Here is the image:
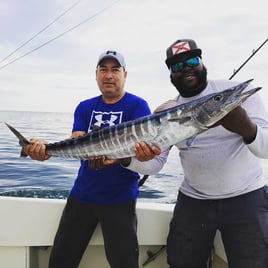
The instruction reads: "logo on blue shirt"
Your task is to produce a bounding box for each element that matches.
[89,110,123,131]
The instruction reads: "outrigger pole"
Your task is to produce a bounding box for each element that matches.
[229,38,268,80]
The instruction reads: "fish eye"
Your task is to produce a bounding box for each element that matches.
[213,95,223,101]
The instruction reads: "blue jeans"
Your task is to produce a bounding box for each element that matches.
[167,187,268,268]
[49,197,138,268]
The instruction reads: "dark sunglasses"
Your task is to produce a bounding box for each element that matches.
[170,57,200,73]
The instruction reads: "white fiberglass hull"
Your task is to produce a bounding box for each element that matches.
[0,197,227,268]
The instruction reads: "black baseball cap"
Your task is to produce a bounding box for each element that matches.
[165,39,202,67]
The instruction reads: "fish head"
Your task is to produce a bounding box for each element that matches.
[192,79,261,127]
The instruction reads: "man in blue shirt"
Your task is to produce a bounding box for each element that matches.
[24,50,151,268]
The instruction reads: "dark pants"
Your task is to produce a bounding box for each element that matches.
[167,187,268,268]
[48,197,139,268]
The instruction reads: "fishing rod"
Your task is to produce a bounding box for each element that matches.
[229,38,267,80]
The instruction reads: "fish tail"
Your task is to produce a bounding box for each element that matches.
[5,122,30,157]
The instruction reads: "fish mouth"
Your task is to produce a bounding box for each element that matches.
[222,79,258,106]
[237,86,262,102]
[223,80,261,114]
[229,79,261,104]
[194,79,261,128]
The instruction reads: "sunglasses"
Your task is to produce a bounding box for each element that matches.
[170,57,200,73]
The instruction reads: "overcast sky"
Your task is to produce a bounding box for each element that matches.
[0,0,267,113]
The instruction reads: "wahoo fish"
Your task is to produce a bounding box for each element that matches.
[6,79,261,160]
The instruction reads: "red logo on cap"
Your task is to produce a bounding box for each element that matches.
[172,41,190,55]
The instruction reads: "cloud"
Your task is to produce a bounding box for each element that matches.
[0,0,267,112]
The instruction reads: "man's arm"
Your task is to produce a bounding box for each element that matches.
[219,105,268,158]
[219,106,257,144]
[23,131,86,162]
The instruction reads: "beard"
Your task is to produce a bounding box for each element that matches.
[170,66,208,97]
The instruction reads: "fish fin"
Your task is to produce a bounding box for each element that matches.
[167,116,191,124]
[5,122,30,157]
[20,149,29,158]
[186,136,196,147]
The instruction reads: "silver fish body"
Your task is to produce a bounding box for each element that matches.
[6,79,261,160]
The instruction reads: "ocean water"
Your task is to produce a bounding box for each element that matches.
[0,111,267,203]
[0,111,182,203]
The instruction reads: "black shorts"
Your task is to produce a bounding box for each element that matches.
[167,187,268,268]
